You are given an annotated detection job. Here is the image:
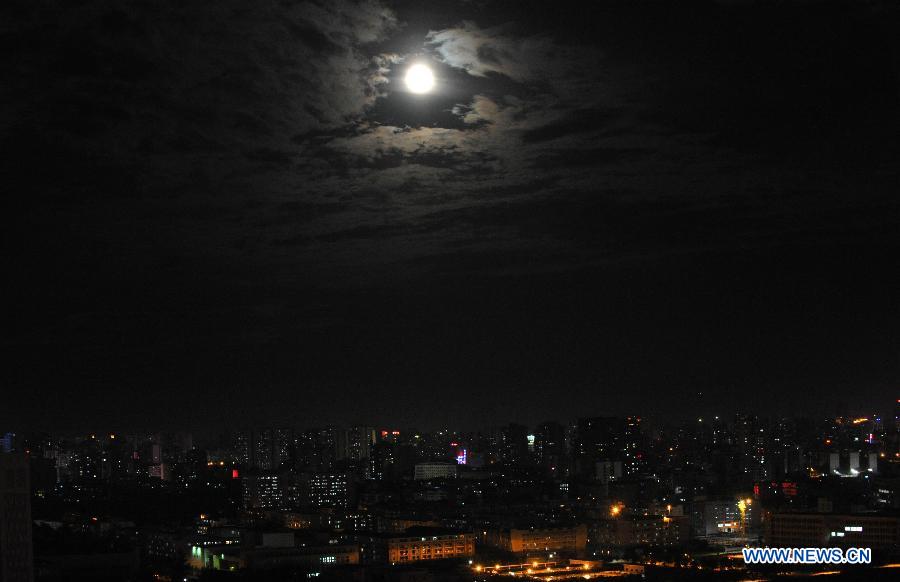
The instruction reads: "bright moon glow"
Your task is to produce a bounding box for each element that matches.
[405,64,435,94]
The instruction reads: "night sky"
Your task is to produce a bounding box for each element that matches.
[4,0,899,433]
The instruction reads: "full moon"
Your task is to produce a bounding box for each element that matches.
[404,64,435,94]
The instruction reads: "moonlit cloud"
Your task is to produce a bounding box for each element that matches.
[426,21,578,82]
[2,0,897,296]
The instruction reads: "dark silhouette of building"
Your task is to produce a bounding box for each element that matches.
[572,417,627,479]
[1,452,33,582]
[534,421,568,478]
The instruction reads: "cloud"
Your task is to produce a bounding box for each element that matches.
[2,0,401,182]
[426,21,583,82]
[5,0,897,292]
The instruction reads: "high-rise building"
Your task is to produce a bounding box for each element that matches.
[0,452,34,582]
[236,431,252,466]
[274,428,294,469]
[572,417,626,478]
[295,430,320,470]
[242,474,282,510]
[348,426,375,463]
[254,429,274,470]
[293,428,343,471]
[237,428,295,470]
[735,414,769,483]
[498,423,529,466]
[369,442,397,481]
[622,416,645,476]
[309,473,350,508]
[534,421,567,477]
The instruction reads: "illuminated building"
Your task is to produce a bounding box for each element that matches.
[413,462,457,481]
[273,428,294,468]
[765,513,900,549]
[296,427,344,470]
[235,431,252,466]
[0,452,34,582]
[294,430,319,469]
[622,416,645,475]
[828,450,878,476]
[369,442,396,481]
[690,497,756,538]
[308,473,350,508]
[485,525,587,554]
[348,426,375,463]
[590,515,688,547]
[253,429,274,470]
[242,474,282,510]
[211,532,361,572]
[383,529,474,564]
[379,429,401,444]
[242,544,359,571]
[735,414,770,482]
[236,428,294,470]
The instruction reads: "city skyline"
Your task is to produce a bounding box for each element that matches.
[7,399,900,580]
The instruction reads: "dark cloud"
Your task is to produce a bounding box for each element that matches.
[521,109,627,144]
